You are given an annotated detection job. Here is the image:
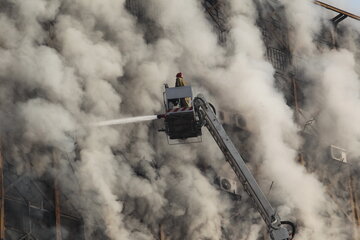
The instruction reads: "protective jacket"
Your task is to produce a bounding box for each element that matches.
[175,77,190,107]
[175,77,186,87]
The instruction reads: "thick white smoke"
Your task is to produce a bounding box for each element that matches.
[147,0,359,239]
[220,1,347,239]
[304,49,360,157]
[280,0,360,239]
[0,0,359,239]
[0,0,228,239]
[278,0,323,55]
[0,0,159,238]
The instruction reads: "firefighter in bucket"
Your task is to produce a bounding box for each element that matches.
[175,72,191,108]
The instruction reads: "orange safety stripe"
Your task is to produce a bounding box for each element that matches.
[166,107,193,113]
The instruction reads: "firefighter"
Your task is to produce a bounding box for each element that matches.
[175,72,191,107]
[175,72,186,87]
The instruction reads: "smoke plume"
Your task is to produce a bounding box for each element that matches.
[0,0,359,239]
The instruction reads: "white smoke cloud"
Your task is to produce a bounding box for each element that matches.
[304,49,360,157]
[280,0,360,239]
[278,0,323,55]
[19,98,76,151]
[147,0,359,239]
[0,0,159,238]
[1,0,359,239]
[222,1,346,239]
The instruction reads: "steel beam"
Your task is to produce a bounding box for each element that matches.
[0,143,5,240]
[348,169,360,240]
[53,151,62,240]
[159,224,166,240]
[54,183,62,240]
[314,1,360,21]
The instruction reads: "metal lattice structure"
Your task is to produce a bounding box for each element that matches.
[0,144,84,240]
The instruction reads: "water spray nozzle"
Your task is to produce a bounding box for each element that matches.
[157,114,166,119]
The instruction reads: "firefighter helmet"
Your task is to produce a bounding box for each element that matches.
[176,72,183,78]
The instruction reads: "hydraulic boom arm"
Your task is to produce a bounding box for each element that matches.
[193,94,293,240]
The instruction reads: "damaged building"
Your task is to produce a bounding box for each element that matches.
[0,0,359,239]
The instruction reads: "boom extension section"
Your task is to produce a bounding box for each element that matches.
[193,94,292,240]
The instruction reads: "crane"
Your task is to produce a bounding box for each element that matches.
[158,85,296,240]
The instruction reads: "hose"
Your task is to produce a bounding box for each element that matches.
[194,96,216,115]
[209,102,216,115]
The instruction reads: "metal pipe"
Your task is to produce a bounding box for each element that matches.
[53,150,63,240]
[314,1,360,21]
[0,142,5,240]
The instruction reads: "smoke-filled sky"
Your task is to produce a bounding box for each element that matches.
[0,0,359,240]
